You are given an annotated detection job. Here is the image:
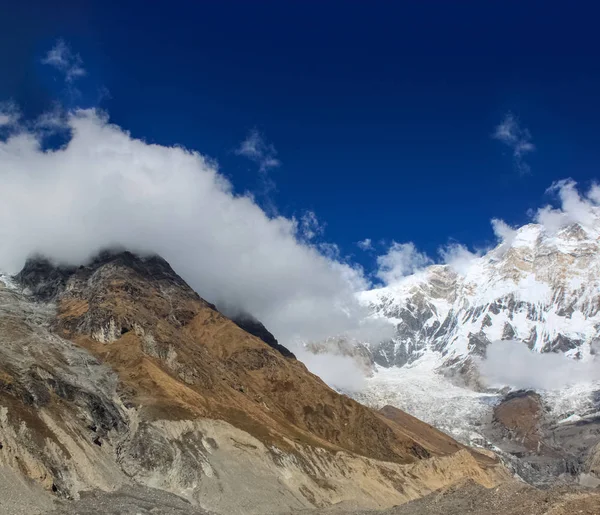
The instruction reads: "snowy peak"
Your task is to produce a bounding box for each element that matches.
[361,220,600,369]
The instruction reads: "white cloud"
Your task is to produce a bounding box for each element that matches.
[493,112,535,174]
[0,102,20,128]
[0,108,394,357]
[42,40,86,83]
[490,218,519,257]
[534,179,600,234]
[439,243,480,275]
[478,340,600,390]
[357,238,373,251]
[236,128,280,173]
[376,242,432,285]
[491,218,517,243]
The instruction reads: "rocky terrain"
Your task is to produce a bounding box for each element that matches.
[0,251,508,514]
[480,390,600,487]
[339,480,600,515]
[29,480,600,515]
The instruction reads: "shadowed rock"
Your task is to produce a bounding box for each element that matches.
[230,313,296,359]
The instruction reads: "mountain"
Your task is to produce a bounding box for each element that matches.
[0,251,506,514]
[351,220,600,486]
[361,221,600,369]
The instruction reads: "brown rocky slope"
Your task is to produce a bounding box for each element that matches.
[0,252,508,513]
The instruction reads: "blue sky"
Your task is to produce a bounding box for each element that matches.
[2,1,600,278]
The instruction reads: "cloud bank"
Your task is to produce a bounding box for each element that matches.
[294,347,367,392]
[493,112,535,174]
[479,340,600,390]
[0,109,393,359]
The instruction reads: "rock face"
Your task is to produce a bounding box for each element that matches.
[492,391,545,449]
[480,390,600,486]
[229,313,296,359]
[0,252,507,514]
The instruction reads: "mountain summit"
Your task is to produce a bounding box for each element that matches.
[362,220,600,370]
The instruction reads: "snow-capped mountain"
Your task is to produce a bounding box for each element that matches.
[360,221,600,371]
[351,216,600,485]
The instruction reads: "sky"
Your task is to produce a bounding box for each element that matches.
[1,2,600,373]
[1,2,599,263]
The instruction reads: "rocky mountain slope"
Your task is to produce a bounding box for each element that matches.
[351,219,600,486]
[0,251,507,514]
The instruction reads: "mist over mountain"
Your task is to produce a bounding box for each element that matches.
[2,105,600,397]
[0,109,394,358]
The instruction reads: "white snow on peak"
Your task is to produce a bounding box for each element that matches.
[354,214,600,418]
[344,211,600,450]
[511,224,542,249]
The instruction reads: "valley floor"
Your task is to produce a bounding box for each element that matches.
[291,480,600,515]
[9,479,600,515]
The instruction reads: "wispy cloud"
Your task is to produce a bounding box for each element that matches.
[493,112,535,174]
[375,240,482,284]
[42,39,86,84]
[0,101,20,128]
[236,129,280,173]
[357,238,373,251]
[299,210,325,241]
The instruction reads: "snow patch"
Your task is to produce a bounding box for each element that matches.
[356,351,499,442]
[0,272,15,289]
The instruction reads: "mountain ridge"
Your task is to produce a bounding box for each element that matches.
[360,219,600,370]
[0,250,506,514]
